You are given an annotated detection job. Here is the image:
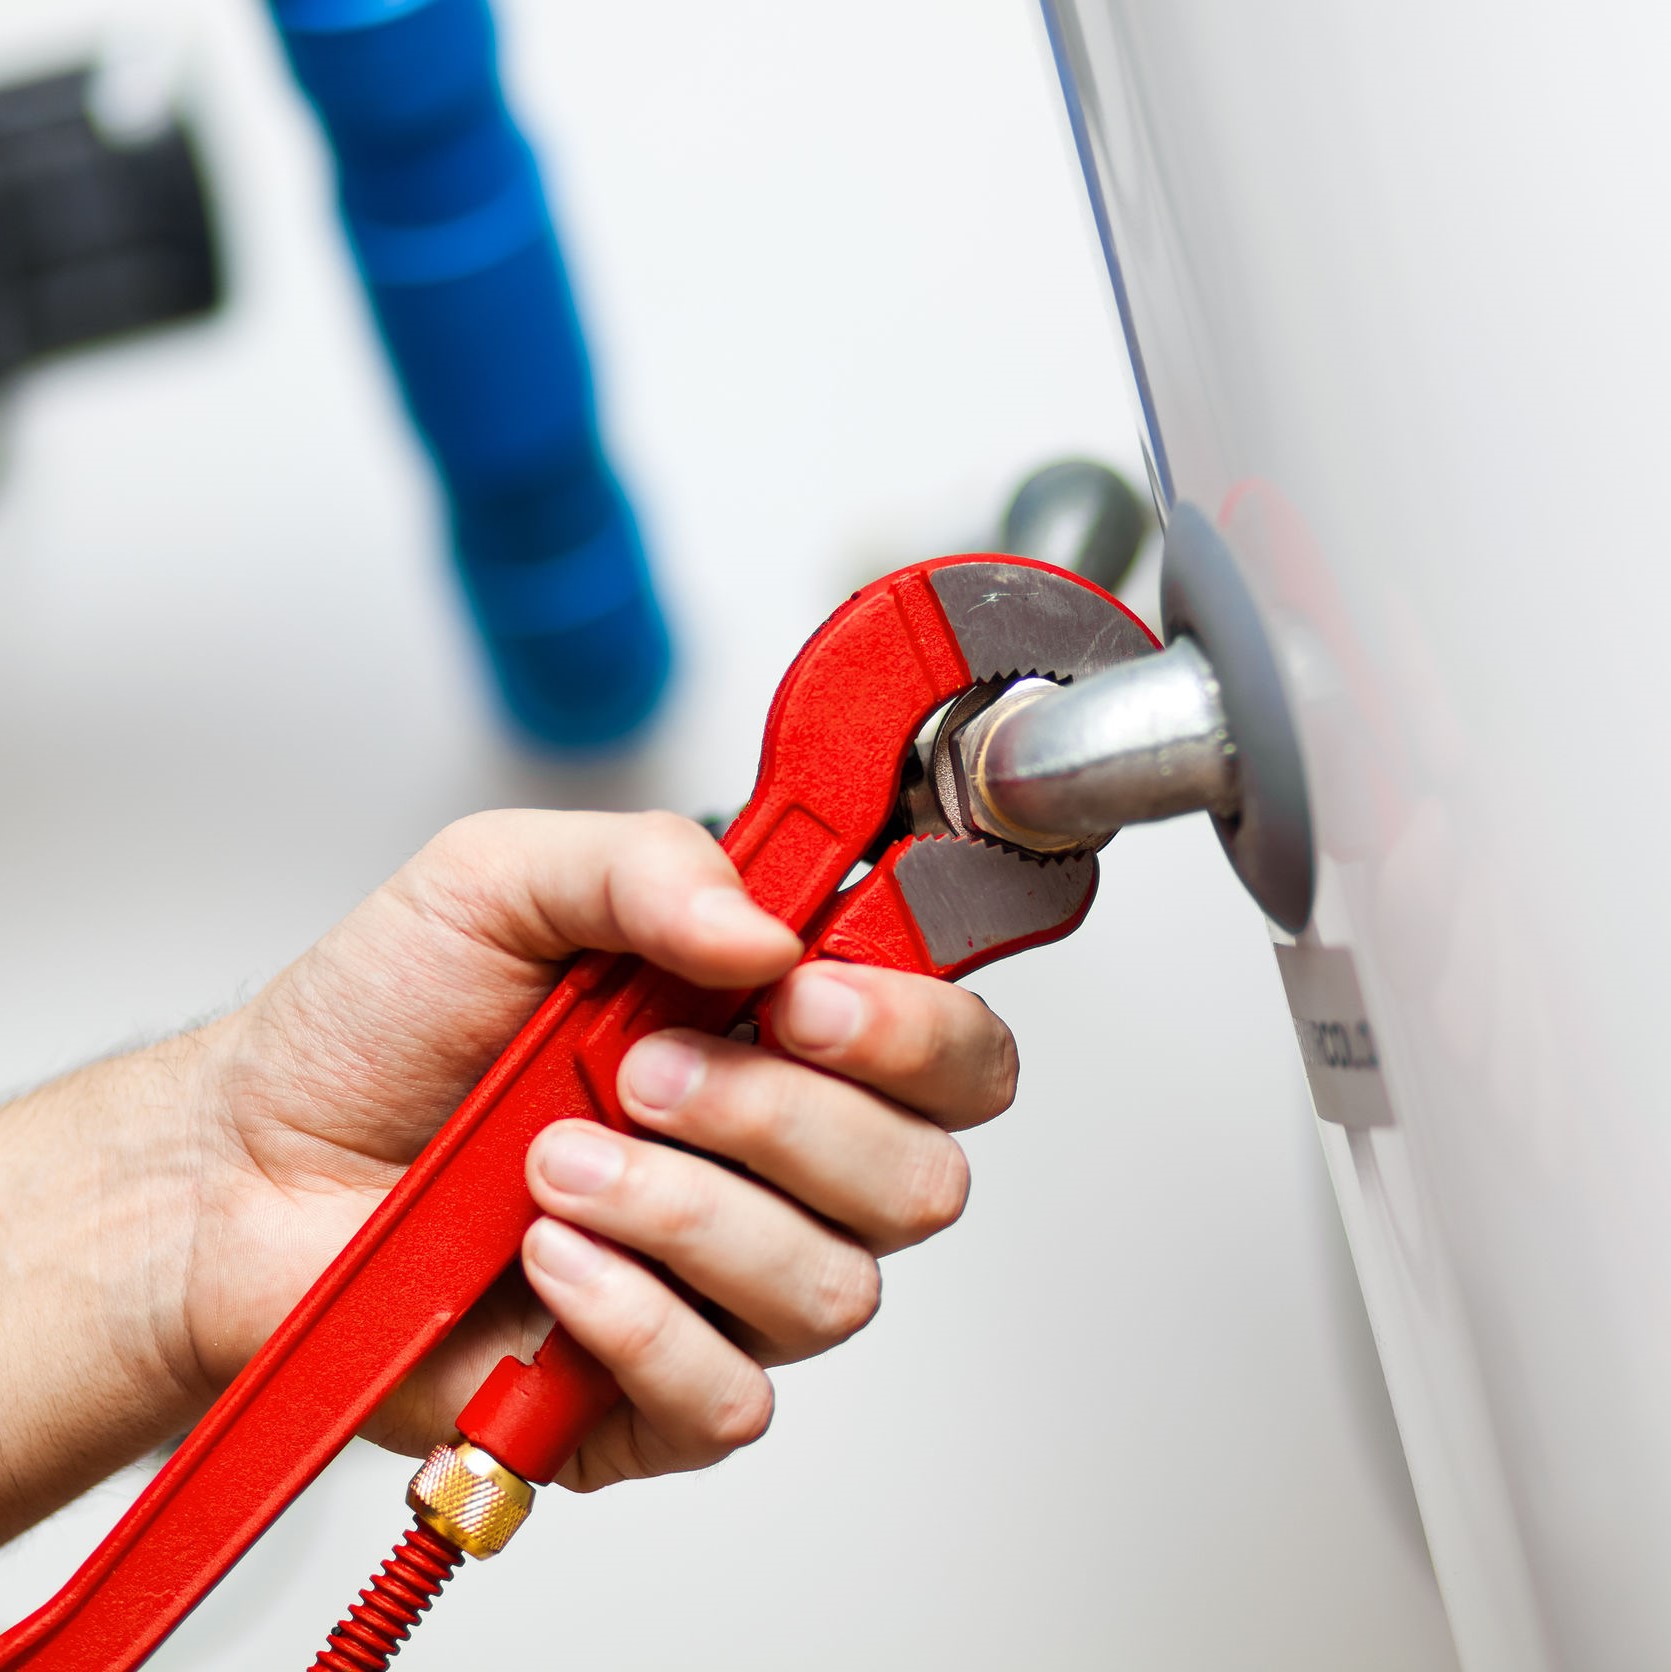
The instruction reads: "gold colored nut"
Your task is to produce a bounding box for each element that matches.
[406,1442,535,1560]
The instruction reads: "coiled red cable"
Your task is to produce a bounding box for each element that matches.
[311,1521,462,1671]
[307,1330,613,1669]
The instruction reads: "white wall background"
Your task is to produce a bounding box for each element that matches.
[0,3,1456,1667]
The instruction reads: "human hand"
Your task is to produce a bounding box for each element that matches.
[176,810,1017,1487]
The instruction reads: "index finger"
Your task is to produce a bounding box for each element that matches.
[768,961,1018,1130]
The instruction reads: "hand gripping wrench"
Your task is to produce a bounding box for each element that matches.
[0,555,1155,1670]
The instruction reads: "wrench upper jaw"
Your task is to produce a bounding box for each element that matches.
[926,558,1157,688]
[895,557,1160,860]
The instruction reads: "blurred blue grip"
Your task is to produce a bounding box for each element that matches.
[270,0,670,746]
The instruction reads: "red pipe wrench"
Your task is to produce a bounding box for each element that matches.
[0,555,1154,1669]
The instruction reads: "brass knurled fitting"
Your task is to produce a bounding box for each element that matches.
[406,1441,535,1559]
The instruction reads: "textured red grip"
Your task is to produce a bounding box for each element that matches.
[455,1326,619,1485]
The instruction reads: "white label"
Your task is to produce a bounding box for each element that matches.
[1273,943,1395,1130]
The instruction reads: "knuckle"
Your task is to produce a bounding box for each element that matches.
[419,811,483,863]
[988,1026,1021,1115]
[705,1367,776,1451]
[417,810,511,877]
[630,808,710,862]
[710,1052,800,1153]
[564,1461,611,1495]
[899,1137,972,1239]
[650,1164,719,1251]
[617,1410,669,1483]
[807,1245,883,1344]
[668,1047,805,1167]
[400,815,497,910]
[595,1275,675,1371]
[396,810,546,945]
[891,1001,948,1081]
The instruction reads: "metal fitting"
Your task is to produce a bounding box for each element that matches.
[406,1441,535,1560]
[956,636,1239,850]
[944,502,1316,931]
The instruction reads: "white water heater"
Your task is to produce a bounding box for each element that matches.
[1043,6,1671,1669]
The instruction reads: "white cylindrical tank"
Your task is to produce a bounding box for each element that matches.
[1043,6,1671,1670]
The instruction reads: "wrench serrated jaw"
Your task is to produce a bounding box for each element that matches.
[892,835,1096,970]
[928,561,1154,687]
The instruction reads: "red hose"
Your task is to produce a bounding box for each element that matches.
[311,1521,462,1671]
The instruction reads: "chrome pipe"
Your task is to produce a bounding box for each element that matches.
[957,635,1240,850]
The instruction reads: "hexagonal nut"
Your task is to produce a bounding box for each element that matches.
[955,679,1096,855]
[407,1442,535,1560]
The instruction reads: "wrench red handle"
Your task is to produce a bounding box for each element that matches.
[1,556,1147,1671]
[0,567,974,1671]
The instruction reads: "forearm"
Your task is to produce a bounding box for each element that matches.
[0,1035,211,1543]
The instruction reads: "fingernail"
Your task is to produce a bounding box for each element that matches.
[528,1218,605,1284]
[537,1124,625,1195]
[622,1035,703,1113]
[691,886,783,939]
[783,969,864,1051]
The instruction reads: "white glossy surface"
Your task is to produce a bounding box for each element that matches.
[1049,6,1671,1669]
[0,4,1456,1668]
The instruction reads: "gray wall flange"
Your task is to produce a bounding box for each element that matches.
[1160,502,1315,933]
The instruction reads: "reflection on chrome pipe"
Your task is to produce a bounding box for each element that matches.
[958,636,1240,850]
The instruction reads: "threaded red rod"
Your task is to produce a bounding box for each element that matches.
[311,1520,463,1672]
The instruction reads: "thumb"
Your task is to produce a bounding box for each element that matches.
[391,809,803,990]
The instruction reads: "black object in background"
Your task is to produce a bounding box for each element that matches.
[1000,458,1150,598]
[0,67,219,381]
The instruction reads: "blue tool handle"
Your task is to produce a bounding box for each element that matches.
[271,0,670,746]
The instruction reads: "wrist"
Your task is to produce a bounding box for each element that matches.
[108,1027,229,1410]
[0,1025,221,1539]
